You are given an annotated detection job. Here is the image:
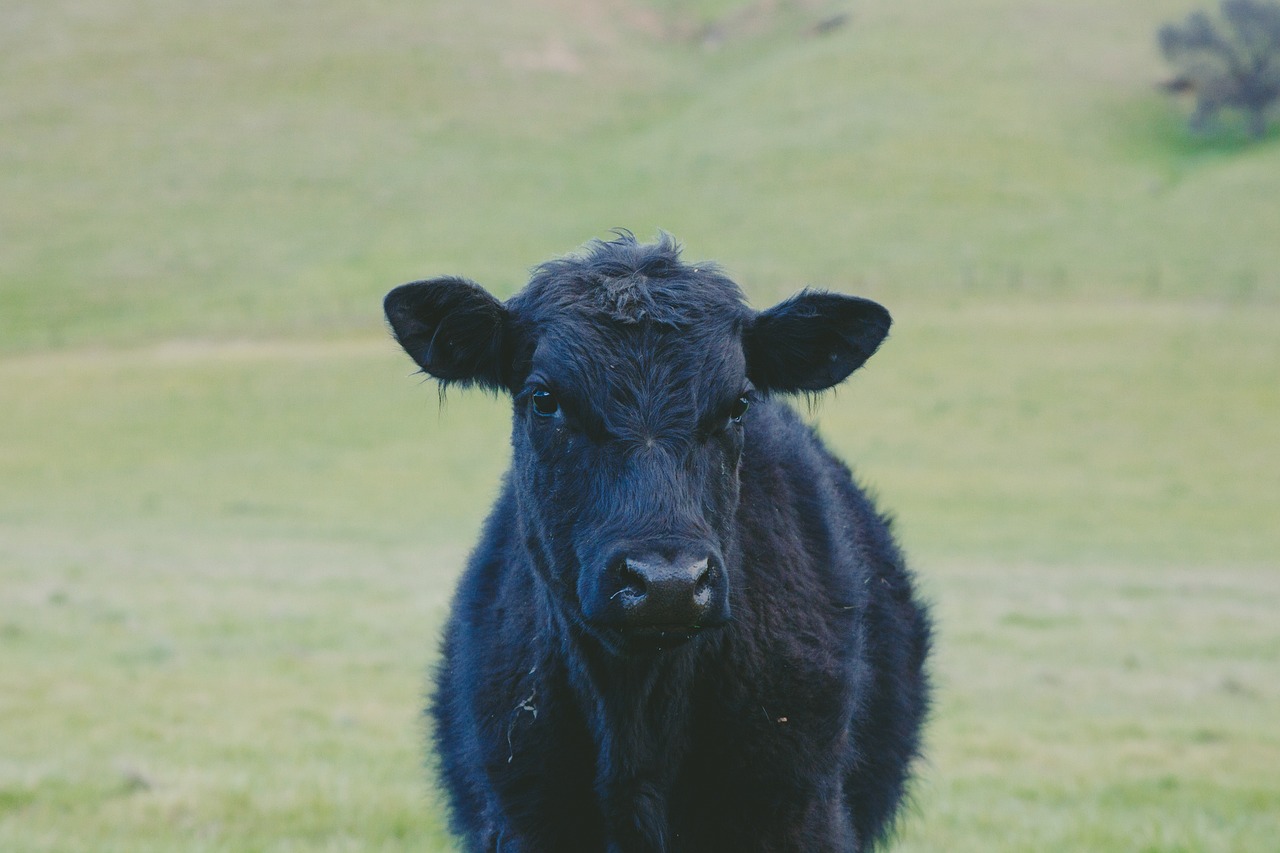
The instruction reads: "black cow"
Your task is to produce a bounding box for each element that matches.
[384,234,930,852]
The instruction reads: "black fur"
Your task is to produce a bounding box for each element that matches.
[385,234,931,852]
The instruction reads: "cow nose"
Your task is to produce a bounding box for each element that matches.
[615,554,714,631]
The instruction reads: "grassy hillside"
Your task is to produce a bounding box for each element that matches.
[4,0,1278,350]
[2,0,1278,850]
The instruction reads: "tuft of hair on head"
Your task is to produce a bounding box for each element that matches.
[521,230,742,329]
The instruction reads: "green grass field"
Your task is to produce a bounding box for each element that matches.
[3,1,1278,850]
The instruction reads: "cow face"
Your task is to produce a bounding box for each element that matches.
[385,236,889,654]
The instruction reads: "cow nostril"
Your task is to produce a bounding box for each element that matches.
[693,561,712,597]
[618,561,648,597]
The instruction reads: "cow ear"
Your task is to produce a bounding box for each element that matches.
[384,277,510,391]
[745,290,891,393]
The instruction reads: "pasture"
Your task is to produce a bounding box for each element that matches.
[2,0,1278,850]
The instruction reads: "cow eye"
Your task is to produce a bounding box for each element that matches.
[728,396,750,424]
[531,389,559,417]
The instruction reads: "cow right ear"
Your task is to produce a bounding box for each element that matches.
[384,277,510,391]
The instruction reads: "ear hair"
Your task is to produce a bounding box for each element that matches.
[383,277,510,391]
[745,290,891,393]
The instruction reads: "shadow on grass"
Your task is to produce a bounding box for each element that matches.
[1110,95,1280,185]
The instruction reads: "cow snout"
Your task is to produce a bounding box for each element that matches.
[611,552,724,633]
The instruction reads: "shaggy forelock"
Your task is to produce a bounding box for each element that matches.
[512,232,749,328]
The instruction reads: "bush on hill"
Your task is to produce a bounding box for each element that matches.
[1159,0,1280,138]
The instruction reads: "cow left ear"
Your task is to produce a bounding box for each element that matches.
[384,277,510,391]
[744,290,891,393]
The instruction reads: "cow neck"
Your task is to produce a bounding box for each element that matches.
[563,624,713,849]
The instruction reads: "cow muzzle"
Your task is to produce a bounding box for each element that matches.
[583,548,730,645]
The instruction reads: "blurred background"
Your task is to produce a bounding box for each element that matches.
[2,1,1277,850]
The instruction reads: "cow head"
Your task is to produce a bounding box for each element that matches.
[385,235,890,654]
